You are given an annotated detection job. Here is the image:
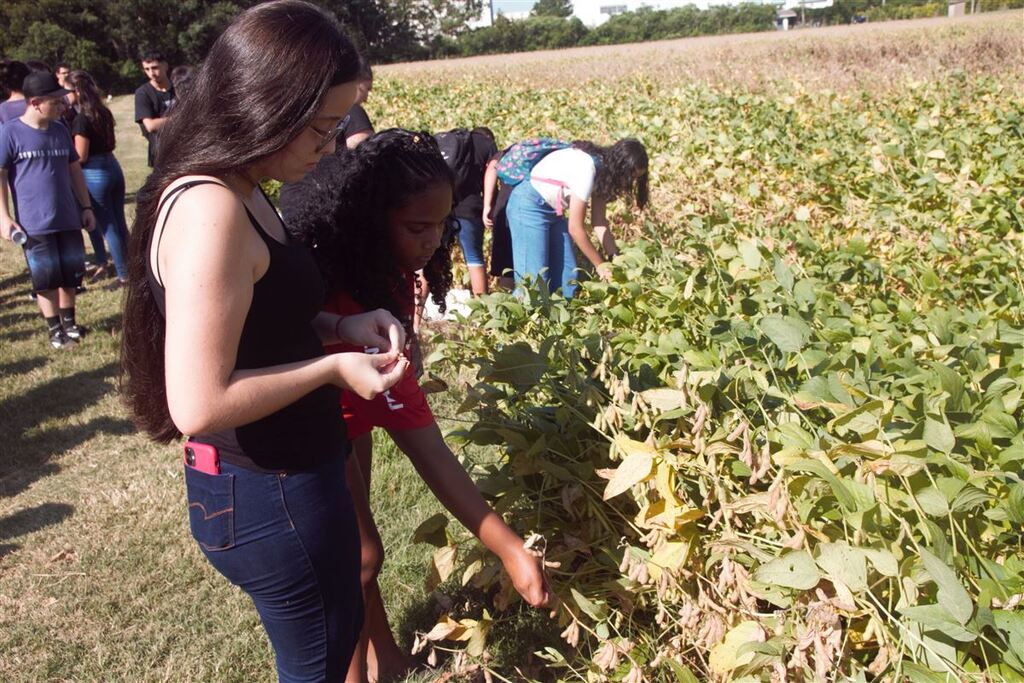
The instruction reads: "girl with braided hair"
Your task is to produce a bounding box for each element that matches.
[506,137,649,298]
[282,129,550,683]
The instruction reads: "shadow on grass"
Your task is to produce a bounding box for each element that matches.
[0,502,76,559]
[0,271,31,293]
[0,362,133,499]
[0,355,49,377]
[0,309,38,328]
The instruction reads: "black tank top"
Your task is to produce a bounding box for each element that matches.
[147,180,347,472]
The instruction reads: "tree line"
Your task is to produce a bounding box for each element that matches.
[2,0,1021,94]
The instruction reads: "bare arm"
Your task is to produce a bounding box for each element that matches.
[74,134,90,166]
[482,160,498,228]
[160,183,406,435]
[389,424,549,607]
[590,197,618,258]
[566,194,605,270]
[311,309,405,352]
[140,117,167,134]
[68,162,95,231]
[0,168,19,239]
[345,130,371,149]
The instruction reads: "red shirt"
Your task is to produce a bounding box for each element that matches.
[323,277,434,440]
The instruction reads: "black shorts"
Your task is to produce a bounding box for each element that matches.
[489,184,514,278]
[24,230,86,292]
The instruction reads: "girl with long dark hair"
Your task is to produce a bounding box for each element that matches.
[68,70,129,284]
[120,2,410,679]
[506,137,649,298]
[281,129,549,682]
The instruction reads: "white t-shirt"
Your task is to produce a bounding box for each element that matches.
[529,148,595,212]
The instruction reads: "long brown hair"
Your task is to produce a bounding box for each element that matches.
[67,70,115,151]
[121,0,361,442]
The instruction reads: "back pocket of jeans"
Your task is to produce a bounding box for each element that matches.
[184,466,235,552]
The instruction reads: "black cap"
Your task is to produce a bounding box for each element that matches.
[23,72,71,99]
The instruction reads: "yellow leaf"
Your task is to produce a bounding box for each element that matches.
[604,439,656,500]
[425,614,465,641]
[709,621,765,675]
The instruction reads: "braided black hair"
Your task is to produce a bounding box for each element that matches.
[283,128,458,323]
[573,138,649,210]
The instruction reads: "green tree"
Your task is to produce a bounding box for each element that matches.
[531,0,573,18]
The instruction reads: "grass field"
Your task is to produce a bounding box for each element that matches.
[1,11,1023,682]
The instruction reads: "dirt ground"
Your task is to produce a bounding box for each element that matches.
[380,11,1024,91]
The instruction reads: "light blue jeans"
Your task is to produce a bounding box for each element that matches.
[507,181,578,298]
[81,153,130,280]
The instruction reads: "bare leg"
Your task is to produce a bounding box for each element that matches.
[35,289,59,318]
[344,444,374,683]
[345,434,412,683]
[57,286,76,309]
[467,265,488,296]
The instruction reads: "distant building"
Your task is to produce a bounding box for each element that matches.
[776,8,798,30]
[775,0,834,29]
[948,0,966,16]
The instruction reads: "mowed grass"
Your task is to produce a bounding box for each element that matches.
[0,98,446,682]
[1,13,1022,681]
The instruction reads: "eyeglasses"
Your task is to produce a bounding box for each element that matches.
[313,120,346,153]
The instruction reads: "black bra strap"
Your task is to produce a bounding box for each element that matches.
[151,180,229,288]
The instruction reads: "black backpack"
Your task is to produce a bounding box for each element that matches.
[434,128,479,204]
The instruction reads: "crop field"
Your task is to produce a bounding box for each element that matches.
[1,11,1023,683]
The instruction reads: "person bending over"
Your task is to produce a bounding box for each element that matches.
[504,138,649,299]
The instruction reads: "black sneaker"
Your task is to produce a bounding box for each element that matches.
[50,328,76,349]
[63,324,87,342]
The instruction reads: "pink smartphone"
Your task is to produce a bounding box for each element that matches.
[184,441,220,475]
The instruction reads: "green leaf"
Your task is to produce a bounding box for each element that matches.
[923,416,956,453]
[739,240,762,269]
[754,550,820,590]
[483,342,547,390]
[570,587,609,622]
[901,604,978,642]
[759,315,811,353]
[785,459,857,512]
[816,542,868,592]
[916,486,951,517]
[919,547,973,625]
[666,660,701,683]
[411,513,450,547]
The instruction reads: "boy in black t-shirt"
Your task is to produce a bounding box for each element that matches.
[134,50,175,167]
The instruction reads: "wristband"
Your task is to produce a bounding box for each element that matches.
[81,206,93,211]
[333,315,345,342]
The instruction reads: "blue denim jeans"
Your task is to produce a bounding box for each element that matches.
[185,454,363,682]
[82,153,130,280]
[455,216,485,268]
[506,181,578,298]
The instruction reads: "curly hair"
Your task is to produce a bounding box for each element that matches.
[573,138,649,210]
[281,128,458,326]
